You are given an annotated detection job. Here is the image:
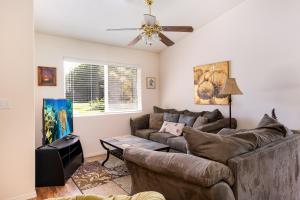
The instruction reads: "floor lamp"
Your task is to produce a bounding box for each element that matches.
[220,78,243,128]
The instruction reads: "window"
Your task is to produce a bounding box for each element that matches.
[64,60,141,115]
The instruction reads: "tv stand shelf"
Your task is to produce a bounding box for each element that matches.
[35,135,84,187]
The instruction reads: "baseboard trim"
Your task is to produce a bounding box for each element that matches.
[7,190,36,200]
[84,151,106,158]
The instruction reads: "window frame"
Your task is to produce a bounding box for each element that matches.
[63,57,142,117]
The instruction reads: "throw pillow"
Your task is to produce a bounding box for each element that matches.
[258,113,293,137]
[271,109,294,137]
[257,114,287,136]
[192,116,209,128]
[183,127,258,164]
[178,114,197,127]
[149,113,164,130]
[257,114,279,128]
[203,109,224,123]
[159,121,185,136]
[163,113,180,123]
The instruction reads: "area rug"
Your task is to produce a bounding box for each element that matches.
[72,156,131,196]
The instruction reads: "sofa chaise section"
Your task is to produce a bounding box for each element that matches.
[124,148,235,200]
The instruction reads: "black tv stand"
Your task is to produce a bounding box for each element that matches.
[35,135,84,187]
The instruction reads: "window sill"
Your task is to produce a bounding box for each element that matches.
[74,110,143,118]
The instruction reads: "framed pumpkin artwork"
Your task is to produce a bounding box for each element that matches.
[194,61,229,105]
[38,66,57,86]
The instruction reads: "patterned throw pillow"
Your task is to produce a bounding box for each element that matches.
[159,121,185,136]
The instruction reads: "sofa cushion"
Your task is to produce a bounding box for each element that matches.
[183,110,206,118]
[124,148,235,187]
[149,132,177,144]
[135,129,157,139]
[203,109,224,123]
[193,116,209,128]
[178,114,196,127]
[217,128,243,136]
[153,106,177,114]
[167,136,187,153]
[149,113,163,130]
[163,113,180,123]
[183,127,258,164]
[153,106,185,114]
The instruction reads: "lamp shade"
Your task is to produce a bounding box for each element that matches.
[220,78,243,95]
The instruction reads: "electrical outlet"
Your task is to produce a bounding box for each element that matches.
[0,99,10,109]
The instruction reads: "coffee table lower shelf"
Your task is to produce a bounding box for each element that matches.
[100,136,170,167]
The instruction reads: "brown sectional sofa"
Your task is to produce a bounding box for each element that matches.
[130,108,237,153]
[126,109,300,200]
[125,131,300,200]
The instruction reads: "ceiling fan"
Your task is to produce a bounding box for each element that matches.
[107,0,194,47]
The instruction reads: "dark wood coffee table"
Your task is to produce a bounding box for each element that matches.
[100,135,170,166]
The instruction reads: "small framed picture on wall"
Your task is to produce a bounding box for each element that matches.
[146,77,156,89]
[38,66,57,86]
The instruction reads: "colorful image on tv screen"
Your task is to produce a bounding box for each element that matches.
[43,99,73,144]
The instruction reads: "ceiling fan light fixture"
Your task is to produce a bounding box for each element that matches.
[140,22,161,46]
[141,31,160,46]
[107,0,193,47]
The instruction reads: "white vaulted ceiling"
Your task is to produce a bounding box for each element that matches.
[34,0,245,52]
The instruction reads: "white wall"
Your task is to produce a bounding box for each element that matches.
[35,33,160,157]
[0,0,36,199]
[160,0,300,129]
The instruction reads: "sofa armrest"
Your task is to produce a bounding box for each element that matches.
[197,118,237,133]
[124,147,234,187]
[227,134,300,200]
[130,114,150,135]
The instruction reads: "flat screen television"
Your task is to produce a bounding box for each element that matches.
[43,98,73,144]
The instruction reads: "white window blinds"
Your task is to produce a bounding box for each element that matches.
[64,60,141,115]
[107,65,138,112]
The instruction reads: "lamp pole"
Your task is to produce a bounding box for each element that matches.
[229,95,232,129]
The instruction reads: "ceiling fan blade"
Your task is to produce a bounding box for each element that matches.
[128,34,142,46]
[107,28,141,31]
[159,33,175,46]
[144,14,156,26]
[161,26,194,32]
